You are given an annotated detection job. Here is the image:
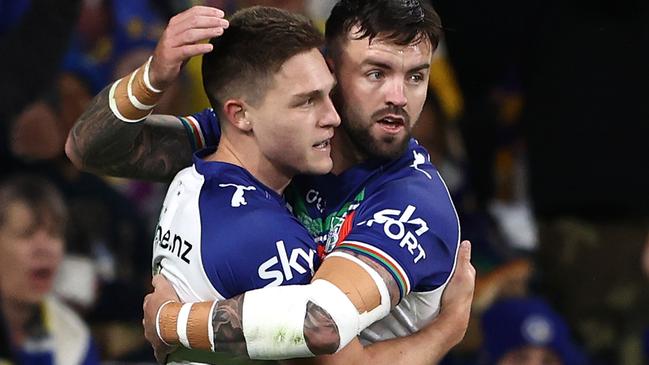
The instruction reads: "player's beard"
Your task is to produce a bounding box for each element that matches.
[335,93,411,161]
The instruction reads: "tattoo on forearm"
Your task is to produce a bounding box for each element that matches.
[212,295,247,356]
[304,301,339,355]
[69,85,193,181]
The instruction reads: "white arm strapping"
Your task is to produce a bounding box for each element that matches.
[242,279,358,360]
[241,255,391,360]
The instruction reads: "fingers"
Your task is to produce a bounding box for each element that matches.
[170,6,225,27]
[459,240,475,275]
[459,240,471,262]
[171,14,229,39]
[152,274,164,288]
[163,11,227,60]
[178,43,214,59]
[177,27,225,47]
[149,5,227,88]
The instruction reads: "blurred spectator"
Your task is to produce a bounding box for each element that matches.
[0,0,83,122]
[0,0,83,173]
[0,175,100,364]
[481,297,587,365]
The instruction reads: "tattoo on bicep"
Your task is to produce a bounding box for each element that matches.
[304,301,340,355]
[212,295,247,356]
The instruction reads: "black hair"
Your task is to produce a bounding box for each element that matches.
[325,0,442,57]
[202,6,324,109]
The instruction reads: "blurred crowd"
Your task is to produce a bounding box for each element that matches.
[0,0,647,364]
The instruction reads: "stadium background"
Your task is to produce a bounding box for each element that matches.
[1,0,647,363]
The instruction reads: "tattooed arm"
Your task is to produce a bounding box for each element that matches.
[65,6,228,181]
[292,241,475,365]
[144,247,398,361]
[143,242,475,364]
[65,86,192,181]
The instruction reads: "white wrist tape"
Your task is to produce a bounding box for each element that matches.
[177,303,194,349]
[127,71,156,110]
[108,80,150,123]
[207,300,218,351]
[108,56,164,123]
[242,280,359,360]
[156,300,176,346]
[143,56,163,93]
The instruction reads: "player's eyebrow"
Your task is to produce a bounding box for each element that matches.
[360,58,392,70]
[360,58,430,74]
[408,63,431,73]
[292,79,337,100]
[292,89,322,100]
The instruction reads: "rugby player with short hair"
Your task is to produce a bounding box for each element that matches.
[66,1,475,364]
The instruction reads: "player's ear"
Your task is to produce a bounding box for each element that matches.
[223,99,253,132]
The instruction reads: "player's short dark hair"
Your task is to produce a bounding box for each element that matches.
[202,6,324,110]
[0,175,67,237]
[325,0,442,58]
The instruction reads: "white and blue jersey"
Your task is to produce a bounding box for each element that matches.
[153,147,319,363]
[185,109,460,343]
[289,139,460,342]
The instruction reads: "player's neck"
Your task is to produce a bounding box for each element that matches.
[206,134,292,194]
[330,128,367,175]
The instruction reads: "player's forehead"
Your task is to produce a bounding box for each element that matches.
[343,26,432,68]
[270,49,335,96]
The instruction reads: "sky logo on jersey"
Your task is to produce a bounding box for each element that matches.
[218,183,256,207]
[258,241,316,286]
[359,205,428,263]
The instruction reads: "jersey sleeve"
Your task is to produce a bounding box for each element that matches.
[335,176,460,300]
[177,108,221,152]
[198,180,318,299]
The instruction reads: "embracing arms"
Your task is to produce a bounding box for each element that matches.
[143,241,475,364]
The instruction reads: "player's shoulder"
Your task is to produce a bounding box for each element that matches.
[180,108,219,149]
[198,166,285,220]
[385,140,444,184]
[371,145,454,214]
[359,142,459,238]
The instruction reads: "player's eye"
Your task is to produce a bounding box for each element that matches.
[408,73,424,84]
[302,97,315,106]
[367,70,383,81]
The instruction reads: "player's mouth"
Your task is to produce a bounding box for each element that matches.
[376,115,405,134]
[313,132,334,151]
[313,139,331,151]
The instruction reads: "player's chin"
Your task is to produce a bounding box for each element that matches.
[303,155,333,175]
[369,134,410,160]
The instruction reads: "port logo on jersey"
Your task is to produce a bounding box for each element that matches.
[358,205,428,263]
[257,240,316,286]
[218,183,256,207]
